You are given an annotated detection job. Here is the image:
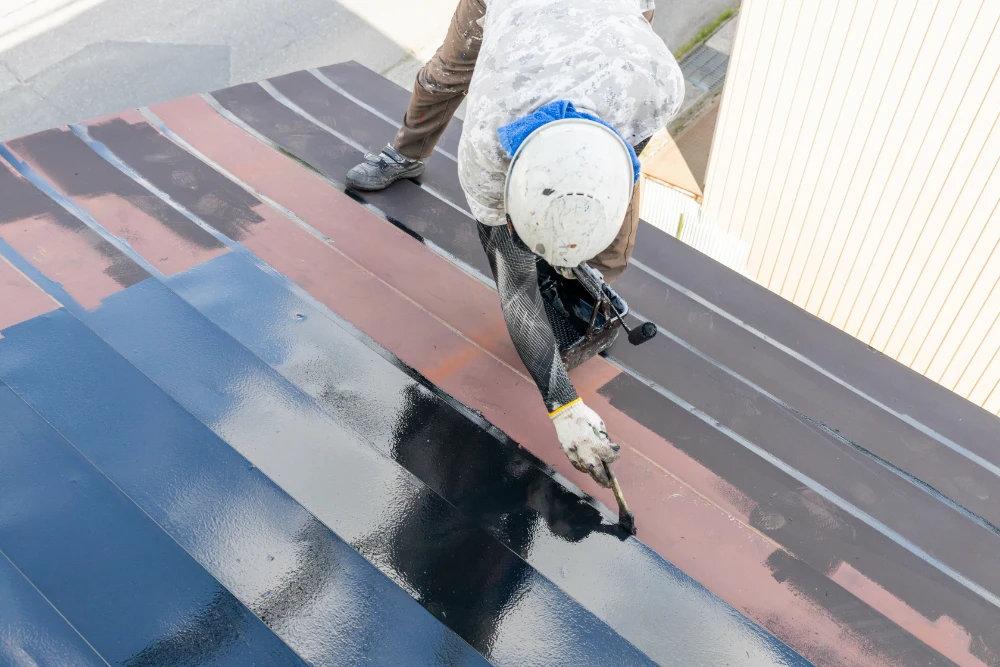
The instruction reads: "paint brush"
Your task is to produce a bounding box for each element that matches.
[602,461,636,535]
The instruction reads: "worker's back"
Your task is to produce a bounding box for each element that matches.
[458,0,684,226]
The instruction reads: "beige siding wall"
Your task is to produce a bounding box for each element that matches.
[703,0,1000,415]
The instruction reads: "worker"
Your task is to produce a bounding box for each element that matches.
[346,0,683,489]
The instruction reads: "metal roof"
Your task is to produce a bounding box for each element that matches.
[1,61,997,667]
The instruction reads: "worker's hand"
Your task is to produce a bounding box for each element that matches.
[550,399,620,487]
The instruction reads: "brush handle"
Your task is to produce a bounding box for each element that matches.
[602,461,635,534]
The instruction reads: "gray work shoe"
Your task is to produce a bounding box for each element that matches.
[345,145,425,191]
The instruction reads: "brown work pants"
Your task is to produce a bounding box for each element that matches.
[393,0,652,282]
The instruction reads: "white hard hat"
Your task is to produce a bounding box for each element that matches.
[504,118,634,268]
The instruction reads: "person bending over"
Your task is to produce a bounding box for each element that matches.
[346,0,683,487]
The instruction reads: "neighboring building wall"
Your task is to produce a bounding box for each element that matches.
[640,178,750,275]
[702,0,1000,415]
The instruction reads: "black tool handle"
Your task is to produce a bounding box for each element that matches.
[627,322,657,346]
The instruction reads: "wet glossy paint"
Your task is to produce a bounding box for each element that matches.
[32,107,822,665]
[0,129,852,664]
[0,309,488,667]
[3,59,993,666]
[148,83,977,664]
[147,96,943,665]
[0,383,307,667]
[167,252,809,666]
[0,213,659,664]
[266,61,1000,664]
[0,105,823,665]
[0,551,107,667]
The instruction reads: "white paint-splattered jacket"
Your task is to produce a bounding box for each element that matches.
[458,0,683,227]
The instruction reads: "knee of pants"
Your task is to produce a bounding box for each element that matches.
[417,58,474,96]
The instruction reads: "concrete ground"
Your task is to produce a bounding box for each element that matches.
[0,0,737,142]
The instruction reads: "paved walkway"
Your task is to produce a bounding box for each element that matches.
[0,0,737,141]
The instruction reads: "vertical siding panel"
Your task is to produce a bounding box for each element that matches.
[702,0,767,230]
[925,198,1000,384]
[771,1,881,301]
[740,3,817,280]
[703,0,1000,410]
[702,3,756,211]
[910,77,1000,375]
[962,310,1000,407]
[949,281,1000,398]
[907,86,1000,381]
[730,2,802,270]
[811,1,933,324]
[869,1,994,353]
[907,137,1000,380]
[846,1,964,340]
[715,1,784,236]
[982,367,1000,416]
[912,196,1000,379]
[894,15,1000,368]
[753,1,841,289]
[788,1,908,309]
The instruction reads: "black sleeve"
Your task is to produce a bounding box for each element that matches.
[477,222,578,413]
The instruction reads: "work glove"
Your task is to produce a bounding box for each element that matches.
[550,399,621,488]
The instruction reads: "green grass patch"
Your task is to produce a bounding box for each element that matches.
[674,6,738,61]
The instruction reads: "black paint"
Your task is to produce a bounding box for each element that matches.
[0,160,150,288]
[283,62,1000,665]
[0,243,657,665]
[629,221,1000,466]
[0,549,108,666]
[0,383,308,667]
[87,118,266,241]
[164,249,810,666]
[614,267,1000,531]
[318,61,464,157]
[209,82,494,277]
[607,324,1000,601]
[269,70,469,208]
[0,309,489,667]
[599,370,1000,663]
[9,128,224,251]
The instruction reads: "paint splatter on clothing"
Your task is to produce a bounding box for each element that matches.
[458,0,683,227]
